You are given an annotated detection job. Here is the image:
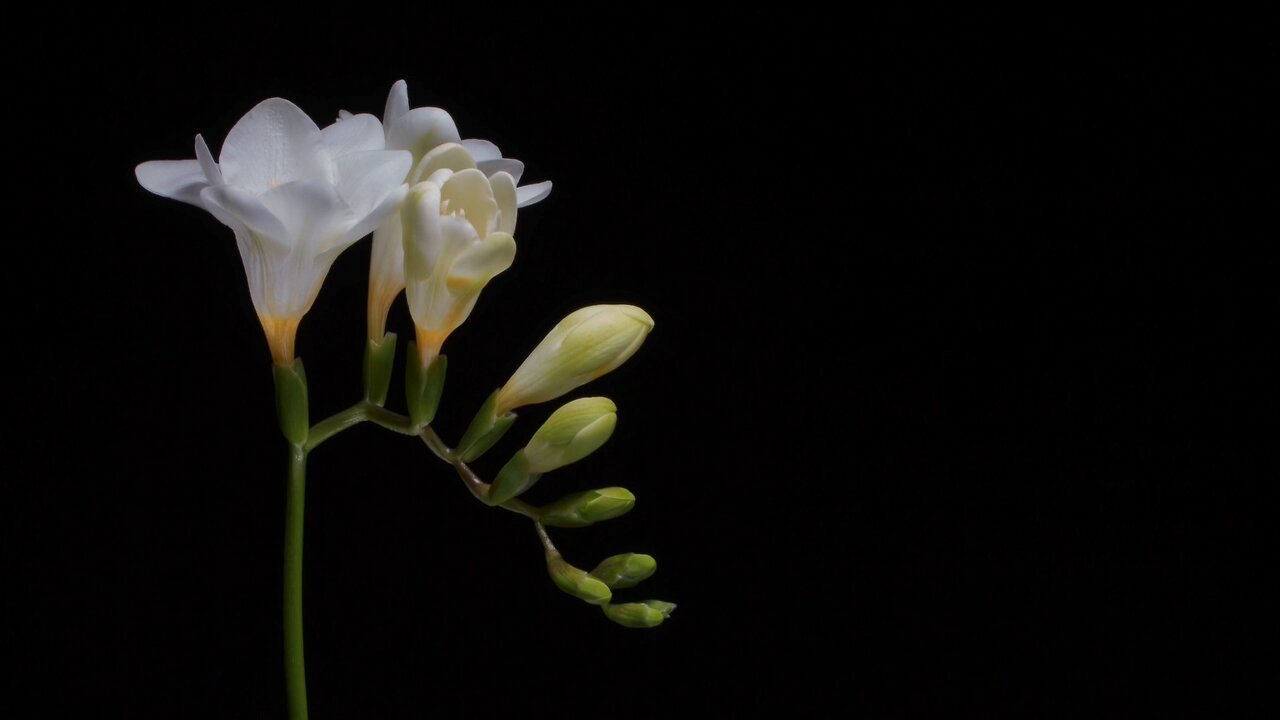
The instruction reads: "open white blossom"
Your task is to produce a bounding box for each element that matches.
[367,80,552,341]
[136,98,412,364]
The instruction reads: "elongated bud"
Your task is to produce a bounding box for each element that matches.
[524,397,617,473]
[546,552,612,605]
[496,305,653,414]
[404,347,447,427]
[363,332,398,406]
[602,600,676,628]
[539,487,635,528]
[456,389,516,462]
[589,553,657,589]
[272,359,309,445]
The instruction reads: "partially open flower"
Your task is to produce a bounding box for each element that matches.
[136,98,412,365]
[367,80,552,341]
[401,169,517,367]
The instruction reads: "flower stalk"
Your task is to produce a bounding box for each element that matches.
[274,365,311,720]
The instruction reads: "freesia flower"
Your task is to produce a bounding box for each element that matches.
[367,80,553,342]
[136,98,413,365]
[496,305,654,414]
[401,168,518,367]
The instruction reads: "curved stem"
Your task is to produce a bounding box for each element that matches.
[284,444,308,720]
[534,520,556,554]
[307,402,418,452]
[418,427,541,519]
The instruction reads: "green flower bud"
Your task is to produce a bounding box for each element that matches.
[547,552,612,605]
[524,397,617,473]
[589,553,657,589]
[539,488,636,528]
[496,305,654,414]
[643,600,677,618]
[602,600,676,628]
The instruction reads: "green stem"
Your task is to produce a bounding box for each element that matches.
[284,444,308,720]
[307,402,418,452]
[418,427,541,519]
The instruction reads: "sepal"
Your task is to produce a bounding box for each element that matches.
[363,332,398,406]
[404,346,446,427]
[456,389,516,462]
[272,359,309,445]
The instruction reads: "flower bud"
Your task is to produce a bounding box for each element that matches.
[525,397,617,473]
[601,600,676,629]
[546,552,612,606]
[496,305,653,414]
[589,553,657,589]
[539,488,636,528]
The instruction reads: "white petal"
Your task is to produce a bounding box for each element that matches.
[256,180,353,253]
[516,180,553,208]
[219,98,331,193]
[477,158,525,183]
[334,149,412,217]
[200,185,289,248]
[337,109,354,120]
[402,182,445,280]
[461,139,502,161]
[386,107,461,158]
[136,160,208,206]
[489,171,518,235]
[384,80,410,127]
[451,232,515,282]
[342,183,407,247]
[441,169,499,239]
[410,142,476,183]
[322,113,386,156]
[194,134,223,185]
[369,213,406,291]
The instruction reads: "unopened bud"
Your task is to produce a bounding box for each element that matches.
[496,305,653,414]
[602,600,676,629]
[524,397,617,473]
[589,553,657,589]
[546,552,612,606]
[539,488,636,528]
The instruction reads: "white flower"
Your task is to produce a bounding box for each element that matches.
[496,305,654,414]
[136,98,412,365]
[401,168,518,366]
[367,80,553,341]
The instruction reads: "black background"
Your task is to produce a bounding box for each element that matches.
[8,9,1274,717]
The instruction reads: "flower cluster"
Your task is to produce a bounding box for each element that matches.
[137,81,552,367]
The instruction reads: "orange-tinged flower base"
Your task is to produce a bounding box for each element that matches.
[260,315,302,366]
[414,325,450,368]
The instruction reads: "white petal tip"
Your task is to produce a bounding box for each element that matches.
[516,180,552,208]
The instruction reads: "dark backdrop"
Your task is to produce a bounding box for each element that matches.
[9,9,1273,717]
